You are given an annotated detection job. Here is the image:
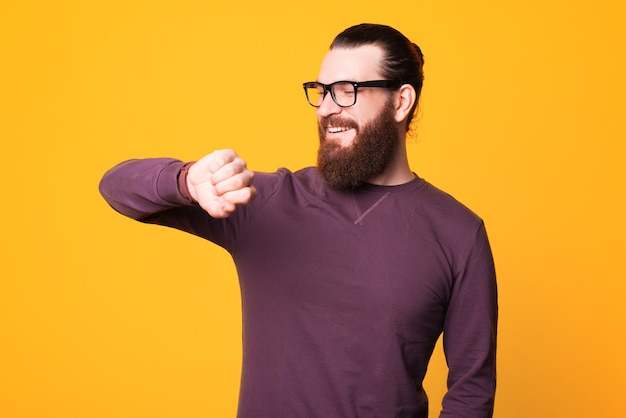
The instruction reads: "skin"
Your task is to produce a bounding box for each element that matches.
[187,44,417,218]
[186,149,256,218]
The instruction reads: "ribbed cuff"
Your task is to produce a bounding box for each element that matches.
[177,161,197,203]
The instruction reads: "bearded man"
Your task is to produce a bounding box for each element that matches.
[100,23,498,418]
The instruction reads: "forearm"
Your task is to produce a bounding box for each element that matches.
[99,158,191,220]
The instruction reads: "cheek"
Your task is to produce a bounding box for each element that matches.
[357,106,382,125]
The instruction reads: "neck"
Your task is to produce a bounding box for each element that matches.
[367,139,414,186]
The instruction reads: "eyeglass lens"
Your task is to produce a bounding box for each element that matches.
[306,82,356,107]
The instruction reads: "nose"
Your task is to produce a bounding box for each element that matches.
[316,91,342,118]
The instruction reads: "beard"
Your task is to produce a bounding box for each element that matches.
[317,101,398,190]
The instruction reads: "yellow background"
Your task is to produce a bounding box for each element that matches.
[1,0,624,417]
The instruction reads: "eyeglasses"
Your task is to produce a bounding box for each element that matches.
[302,80,401,108]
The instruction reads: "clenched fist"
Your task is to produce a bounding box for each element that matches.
[186,149,256,218]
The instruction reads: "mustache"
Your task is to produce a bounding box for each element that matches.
[319,116,359,131]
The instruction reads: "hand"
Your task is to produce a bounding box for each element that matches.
[186,149,256,218]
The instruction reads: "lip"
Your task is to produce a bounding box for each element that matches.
[327,126,352,134]
[319,116,358,145]
[324,126,356,147]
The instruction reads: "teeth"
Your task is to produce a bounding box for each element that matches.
[328,127,350,133]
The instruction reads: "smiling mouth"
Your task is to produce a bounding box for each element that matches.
[327,126,353,133]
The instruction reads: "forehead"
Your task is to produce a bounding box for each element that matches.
[317,44,385,83]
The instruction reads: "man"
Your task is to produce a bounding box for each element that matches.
[100,23,497,418]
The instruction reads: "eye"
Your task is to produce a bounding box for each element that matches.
[334,82,355,97]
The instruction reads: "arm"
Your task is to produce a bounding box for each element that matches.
[99,149,256,220]
[440,222,498,417]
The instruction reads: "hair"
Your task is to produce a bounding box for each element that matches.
[330,23,425,130]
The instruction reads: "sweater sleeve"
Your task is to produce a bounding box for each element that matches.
[98,158,285,250]
[440,222,498,417]
[99,158,190,220]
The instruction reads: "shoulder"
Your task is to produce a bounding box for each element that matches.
[416,180,481,223]
[254,166,320,184]
[252,167,328,198]
[402,178,486,249]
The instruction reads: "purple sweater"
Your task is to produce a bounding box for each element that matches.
[99,159,497,418]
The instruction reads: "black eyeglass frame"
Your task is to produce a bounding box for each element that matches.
[302,80,402,108]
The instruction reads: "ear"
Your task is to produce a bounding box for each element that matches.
[393,84,416,124]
